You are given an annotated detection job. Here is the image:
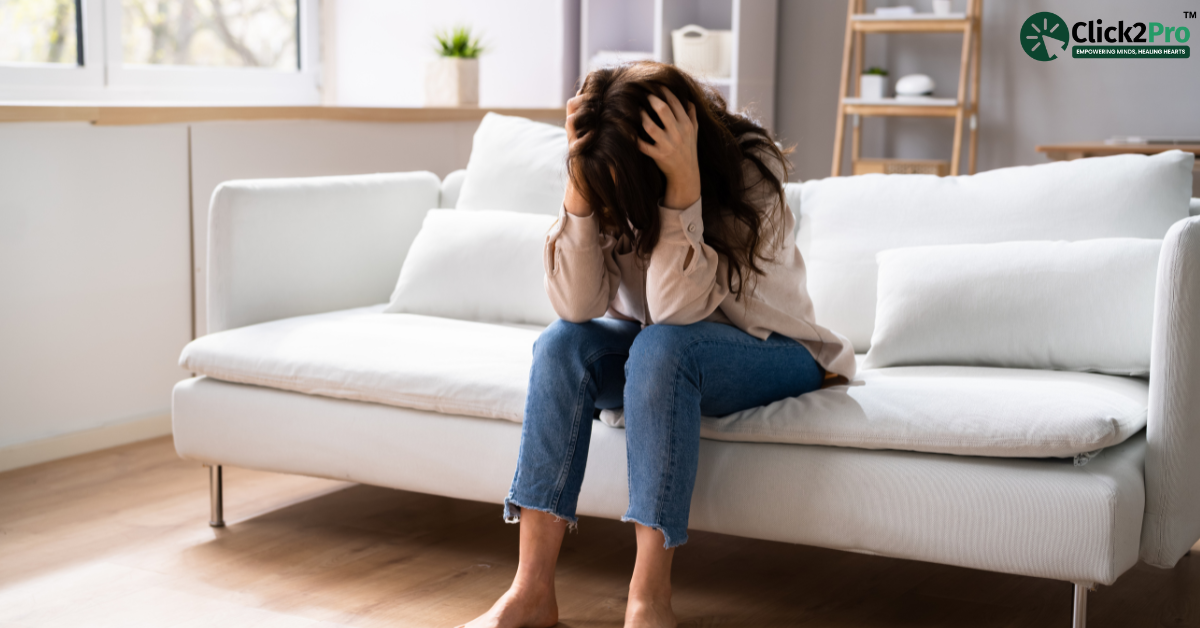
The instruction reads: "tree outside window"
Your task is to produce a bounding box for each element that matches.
[0,0,297,69]
[122,0,298,69]
[0,0,80,65]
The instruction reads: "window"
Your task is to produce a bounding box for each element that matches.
[121,0,297,69]
[0,0,319,103]
[0,0,81,65]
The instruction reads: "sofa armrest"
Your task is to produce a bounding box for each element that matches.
[1142,215,1200,567]
[207,171,439,334]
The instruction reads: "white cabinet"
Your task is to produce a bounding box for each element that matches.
[579,0,778,130]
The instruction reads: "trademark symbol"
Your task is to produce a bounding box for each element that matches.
[1185,10,1197,18]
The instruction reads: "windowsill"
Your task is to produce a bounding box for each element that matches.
[0,104,566,126]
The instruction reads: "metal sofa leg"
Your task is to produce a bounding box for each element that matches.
[208,465,225,527]
[1073,582,1091,628]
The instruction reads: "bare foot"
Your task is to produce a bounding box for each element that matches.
[457,584,559,628]
[624,589,676,628]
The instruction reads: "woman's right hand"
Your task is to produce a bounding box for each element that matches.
[563,94,593,217]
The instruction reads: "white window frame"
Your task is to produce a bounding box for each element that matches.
[0,0,106,99]
[0,0,320,103]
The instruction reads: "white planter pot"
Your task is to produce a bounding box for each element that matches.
[859,74,886,101]
[425,58,479,107]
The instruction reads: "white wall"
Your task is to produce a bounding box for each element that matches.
[334,0,580,107]
[0,114,566,465]
[775,0,1200,189]
[0,123,193,452]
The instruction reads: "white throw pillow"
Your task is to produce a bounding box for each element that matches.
[456,113,568,215]
[385,209,559,326]
[798,151,1194,351]
[863,239,1162,375]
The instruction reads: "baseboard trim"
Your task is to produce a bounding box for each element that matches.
[0,413,173,473]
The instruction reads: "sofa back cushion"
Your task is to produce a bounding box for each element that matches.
[456,113,568,215]
[797,151,1194,351]
[385,209,558,326]
[864,239,1162,375]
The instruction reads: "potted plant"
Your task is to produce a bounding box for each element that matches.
[860,66,888,101]
[425,26,485,107]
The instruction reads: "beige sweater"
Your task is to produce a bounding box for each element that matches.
[543,153,857,380]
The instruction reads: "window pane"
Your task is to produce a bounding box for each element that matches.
[122,0,298,70]
[0,0,80,65]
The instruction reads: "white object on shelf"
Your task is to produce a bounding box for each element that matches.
[874,6,915,17]
[670,24,733,79]
[859,74,887,101]
[424,58,479,107]
[1105,137,1150,145]
[588,50,655,72]
[842,96,957,106]
[895,73,936,96]
[932,0,952,16]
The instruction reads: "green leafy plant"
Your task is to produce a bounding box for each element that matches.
[864,66,889,76]
[434,26,485,59]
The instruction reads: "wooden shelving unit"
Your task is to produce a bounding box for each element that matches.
[831,0,983,176]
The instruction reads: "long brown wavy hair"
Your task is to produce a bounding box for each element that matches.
[568,61,789,299]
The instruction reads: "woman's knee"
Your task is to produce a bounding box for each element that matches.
[533,318,634,367]
[628,324,697,365]
[625,324,699,397]
[534,320,591,366]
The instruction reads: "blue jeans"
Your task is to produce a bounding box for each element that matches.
[504,318,826,548]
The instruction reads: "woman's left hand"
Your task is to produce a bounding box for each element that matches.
[638,90,701,210]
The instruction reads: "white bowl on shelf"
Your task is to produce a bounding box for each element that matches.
[895,74,936,96]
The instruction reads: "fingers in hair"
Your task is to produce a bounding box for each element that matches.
[663,90,689,127]
[637,139,658,158]
[641,109,667,144]
[647,95,677,137]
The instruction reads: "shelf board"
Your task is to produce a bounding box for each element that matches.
[841,97,962,118]
[1035,143,1200,165]
[851,14,970,33]
[843,96,958,106]
[852,12,966,20]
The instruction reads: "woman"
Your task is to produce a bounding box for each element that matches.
[461,61,855,628]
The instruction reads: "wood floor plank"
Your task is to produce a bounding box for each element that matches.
[2,436,1199,627]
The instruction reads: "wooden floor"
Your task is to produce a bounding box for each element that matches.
[2,438,1199,627]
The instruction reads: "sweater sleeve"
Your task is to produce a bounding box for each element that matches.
[645,199,730,325]
[544,205,621,322]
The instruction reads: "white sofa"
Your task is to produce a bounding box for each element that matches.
[172,145,1200,627]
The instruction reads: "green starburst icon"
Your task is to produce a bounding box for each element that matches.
[1021,12,1070,61]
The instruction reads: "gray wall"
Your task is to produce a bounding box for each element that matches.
[774,0,1200,193]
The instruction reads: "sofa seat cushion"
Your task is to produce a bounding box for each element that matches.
[601,365,1148,460]
[180,305,542,422]
[180,307,1149,459]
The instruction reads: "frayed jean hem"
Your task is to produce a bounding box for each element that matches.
[620,514,688,549]
[503,497,579,532]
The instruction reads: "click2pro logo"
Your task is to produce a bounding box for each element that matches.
[1021,12,1070,61]
[1022,12,1070,60]
[1020,11,1192,60]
